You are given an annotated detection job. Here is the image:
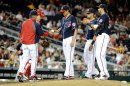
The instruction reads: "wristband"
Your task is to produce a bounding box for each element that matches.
[87,23,91,26]
[91,40,95,45]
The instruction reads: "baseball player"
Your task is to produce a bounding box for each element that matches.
[18,10,45,82]
[82,8,99,79]
[53,5,78,79]
[88,4,110,80]
[15,43,27,82]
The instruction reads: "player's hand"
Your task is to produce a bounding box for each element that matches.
[49,29,55,33]
[40,36,45,40]
[89,44,93,51]
[49,29,55,35]
[70,41,74,47]
[93,35,97,40]
[42,40,50,48]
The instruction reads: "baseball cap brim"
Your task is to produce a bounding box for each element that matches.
[29,10,37,16]
[60,10,65,12]
[97,5,102,8]
[97,6,100,8]
[97,4,107,9]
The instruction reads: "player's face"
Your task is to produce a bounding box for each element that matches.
[36,15,41,22]
[62,10,68,17]
[82,18,88,24]
[98,8,102,15]
[86,13,92,19]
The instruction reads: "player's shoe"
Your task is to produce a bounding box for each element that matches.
[17,72,24,82]
[63,76,75,80]
[95,75,109,80]
[92,74,99,79]
[83,76,92,79]
[63,76,70,80]
[69,76,75,80]
[29,75,41,82]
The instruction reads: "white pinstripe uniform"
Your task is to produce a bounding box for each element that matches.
[83,20,99,78]
[60,15,78,77]
[94,7,110,79]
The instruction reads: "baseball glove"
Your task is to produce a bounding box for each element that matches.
[42,39,50,48]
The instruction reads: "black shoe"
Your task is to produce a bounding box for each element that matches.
[83,76,92,79]
[69,76,75,80]
[63,76,70,80]
[17,75,23,82]
[29,75,40,82]
[92,74,99,79]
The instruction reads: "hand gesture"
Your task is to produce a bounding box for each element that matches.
[89,44,93,51]
[70,41,74,47]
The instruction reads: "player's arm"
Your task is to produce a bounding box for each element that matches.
[49,19,62,34]
[72,28,78,44]
[87,15,106,31]
[89,35,97,51]
[71,16,78,47]
[34,22,45,39]
[50,28,61,33]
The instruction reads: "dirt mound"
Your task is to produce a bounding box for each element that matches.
[0,79,129,86]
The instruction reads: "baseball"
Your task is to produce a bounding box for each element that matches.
[51,29,54,33]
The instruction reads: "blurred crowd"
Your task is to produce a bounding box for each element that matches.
[0,0,130,70]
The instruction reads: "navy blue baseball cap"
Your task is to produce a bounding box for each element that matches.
[86,8,95,14]
[98,4,107,9]
[29,10,37,16]
[60,5,70,12]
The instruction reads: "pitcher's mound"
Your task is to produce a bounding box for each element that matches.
[0,79,129,86]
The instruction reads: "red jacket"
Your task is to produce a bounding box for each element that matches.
[20,19,36,44]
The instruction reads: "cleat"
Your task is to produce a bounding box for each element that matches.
[69,76,75,80]
[95,75,109,80]
[29,75,40,82]
[17,75,23,82]
[92,74,99,79]
[83,76,92,79]
[63,76,70,80]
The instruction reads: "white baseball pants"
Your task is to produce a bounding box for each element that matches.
[15,55,23,81]
[95,33,110,77]
[63,36,75,77]
[83,40,99,77]
[18,43,38,76]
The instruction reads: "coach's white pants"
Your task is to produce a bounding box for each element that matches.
[63,36,75,77]
[19,43,38,76]
[83,40,99,77]
[95,33,110,77]
[15,55,23,81]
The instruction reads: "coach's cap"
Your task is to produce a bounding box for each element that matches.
[60,5,70,12]
[86,8,95,14]
[98,4,107,9]
[29,10,37,16]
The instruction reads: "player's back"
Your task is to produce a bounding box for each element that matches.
[20,19,36,44]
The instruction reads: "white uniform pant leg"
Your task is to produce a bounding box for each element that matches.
[28,43,38,76]
[83,40,99,77]
[15,55,23,81]
[92,42,99,75]
[95,33,110,77]
[63,37,75,77]
[19,44,30,74]
[92,67,99,75]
